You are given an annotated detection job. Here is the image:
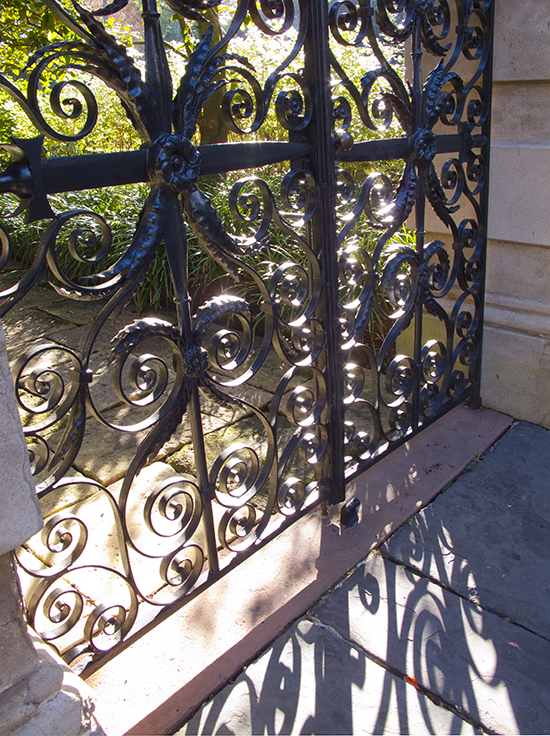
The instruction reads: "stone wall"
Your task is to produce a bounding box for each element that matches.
[482,2,550,426]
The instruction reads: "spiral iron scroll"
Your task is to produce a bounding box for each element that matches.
[0,0,492,668]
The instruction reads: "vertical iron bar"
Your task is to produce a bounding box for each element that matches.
[164,197,220,574]
[304,1,345,503]
[141,0,172,136]
[412,20,425,432]
[468,0,494,409]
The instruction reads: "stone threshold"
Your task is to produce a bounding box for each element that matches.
[84,403,512,736]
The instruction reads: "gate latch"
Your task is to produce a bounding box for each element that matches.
[340,498,361,529]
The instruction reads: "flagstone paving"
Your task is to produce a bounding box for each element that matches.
[5,268,549,734]
[178,421,550,735]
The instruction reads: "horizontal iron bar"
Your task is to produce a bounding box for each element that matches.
[337,133,487,163]
[1,133,487,206]
[39,141,313,194]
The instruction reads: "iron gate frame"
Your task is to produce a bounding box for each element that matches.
[0,0,493,671]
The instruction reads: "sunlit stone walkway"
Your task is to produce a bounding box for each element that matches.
[178,421,550,735]
[4,266,549,734]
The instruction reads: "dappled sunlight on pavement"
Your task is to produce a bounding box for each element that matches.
[177,421,550,735]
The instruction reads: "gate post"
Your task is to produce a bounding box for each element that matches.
[304,0,346,504]
[0,322,105,736]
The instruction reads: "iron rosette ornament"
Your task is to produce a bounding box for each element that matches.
[0,0,316,490]
[0,0,324,665]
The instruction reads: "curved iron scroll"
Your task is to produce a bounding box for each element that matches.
[0,0,492,669]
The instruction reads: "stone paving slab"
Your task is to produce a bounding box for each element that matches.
[382,421,550,641]
[313,552,550,735]
[85,405,512,736]
[2,305,75,360]
[38,298,108,326]
[179,618,481,736]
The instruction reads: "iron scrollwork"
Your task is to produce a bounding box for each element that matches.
[0,0,492,668]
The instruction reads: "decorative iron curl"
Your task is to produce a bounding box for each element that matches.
[421,338,448,384]
[462,5,491,66]
[338,241,376,346]
[143,475,203,545]
[218,503,259,552]
[221,67,265,135]
[166,0,223,23]
[280,170,317,225]
[82,592,138,654]
[451,292,481,342]
[4,44,102,143]
[361,66,413,133]
[13,344,82,431]
[229,177,274,249]
[0,225,12,271]
[104,317,185,432]
[249,0,296,36]
[339,163,416,245]
[374,0,451,56]
[212,406,277,551]
[199,297,253,377]
[276,425,325,516]
[27,577,86,644]
[274,75,313,132]
[17,512,88,578]
[343,396,381,463]
[159,544,204,594]
[419,0,452,56]
[11,344,85,490]
[80,188,166,294]
[329,0,371,47]
[44,208,117,298]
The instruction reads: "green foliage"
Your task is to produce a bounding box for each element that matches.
[0,0,69,78]
[0,179,231,312]
[0,3,411,317]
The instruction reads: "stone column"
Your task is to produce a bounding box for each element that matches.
[0,322,105,736]
[482,1,550,428]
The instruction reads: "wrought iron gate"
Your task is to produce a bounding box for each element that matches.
[0,0,492,670]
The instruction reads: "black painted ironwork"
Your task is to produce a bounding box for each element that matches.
[0,0,493,670]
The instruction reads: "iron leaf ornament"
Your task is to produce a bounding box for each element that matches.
[0,0,259,490]
[0,0,492,668]
[0,0,248,302]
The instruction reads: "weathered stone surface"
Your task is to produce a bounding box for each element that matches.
[7,285,67,313]
[21,461,216,655]
[492,81,550,142]
[481,325,550,429]
[85,406,511,736]
[242,348,293,394]
[2,307,75,362]
[486,239,550,313]
[38,299,107,327]
[0,557,102,736]
[47,308,140,356]
[0,555,40,694]
[488,143,550,247]
[493,0,550,82]
[5,629,107,736]
[203,378,272,416]
[180,618,480,736]
[166,414,296,492]
[0,324,43,556]
[383,421,550,639]
[314,553,550,735]
[36,471,99,520]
